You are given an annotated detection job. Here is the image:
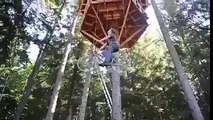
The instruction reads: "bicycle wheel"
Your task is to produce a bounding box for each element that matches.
[77,55,93,71]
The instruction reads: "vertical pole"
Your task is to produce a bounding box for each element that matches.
[151,0,204,120]
[111,54,122,120]
[79,71,91,120]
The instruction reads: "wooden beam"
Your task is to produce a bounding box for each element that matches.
[118,0,131,43]
[91,31,101,40]
[132,0,145,13]
[134,17,142,22]
[79,0,85,11]
[130,15,136,23]
[82,0,91,21]
[129,9,138,14]
[91,0,122,4]
[106,17,120,20]
[94,19,97,37]
[120,26,147,48]
[81,30,104,45]
[98,6,124,12]
[118,25,144,29]
[87,14,96,18]
[91,5,107,36]
[84,21,93,26]
[144,0,151,5]
[104,12,121,18]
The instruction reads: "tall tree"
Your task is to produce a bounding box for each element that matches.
[168,12,210,120]
[45,7,79,119]
[13,1,66,119]
[111,56,122,120]
[151,0,204,120]
[78,71,91,120]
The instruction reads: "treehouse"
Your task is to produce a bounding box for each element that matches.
[79,0,150,48]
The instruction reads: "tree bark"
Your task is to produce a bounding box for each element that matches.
[45,12,78,120]
[66,105,73,120]
[78,71,91,120]
[13,48,46,120]
[151,0,204,120]
[45,39,72,120]
[111,55,122,120]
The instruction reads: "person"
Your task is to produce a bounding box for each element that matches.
[99,28,119,67]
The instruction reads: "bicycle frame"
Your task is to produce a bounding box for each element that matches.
[89,49,104,65]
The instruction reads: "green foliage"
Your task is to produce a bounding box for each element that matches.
[0,64,33,120]
[168,13,210,120]
[0,1,30,66]
[117,37,190,120]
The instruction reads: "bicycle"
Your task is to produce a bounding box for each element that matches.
[77,48,134,76]
[77,49,116,71]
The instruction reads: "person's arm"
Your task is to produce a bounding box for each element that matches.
[99,35,110,42]
[99,42,107,50]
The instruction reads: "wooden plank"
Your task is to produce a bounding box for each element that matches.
[129,9,138,14]
[91,0,122,4]
[81,30,104,45]
[144,0,151,5]
[130,15,136,23]
[134,17,142,22]
[94,19,97,37]
[132,0,144,13]
[82,0,91,21]
[84,21,93,26]
[103,12,121,18]
[98,5,124,12]
[91,5,107,36]
[118,25,144,28]
[91,31,101,40]
[87,14,96,18]
[118,0,132,43]
[106,17,120,20]
[120,25,147,48]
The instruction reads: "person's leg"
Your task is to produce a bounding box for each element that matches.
[99,49,113,66]
[102,49,112,63]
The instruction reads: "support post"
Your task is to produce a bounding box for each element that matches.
[111,53,122,120]
[79,71,91,120]
[91,5,107,36]
[151,0,204,120]
[118,0,132,43]
[120,25,147,48]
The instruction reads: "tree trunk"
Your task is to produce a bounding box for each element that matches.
[111,55,122,120]
[45,39,72,120]
[78,71,91,120]
[66,105,73,120]
[45,38,72,120]
[13,48,46,120]
[45,13,78,120]
[151,0,204,120]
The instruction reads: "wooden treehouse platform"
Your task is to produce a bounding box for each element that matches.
[79,0,150,48]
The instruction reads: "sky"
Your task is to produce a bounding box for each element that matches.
[27,1,160,62]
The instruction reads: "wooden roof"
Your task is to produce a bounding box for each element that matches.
[79,0,150,48]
